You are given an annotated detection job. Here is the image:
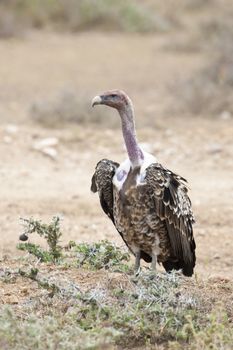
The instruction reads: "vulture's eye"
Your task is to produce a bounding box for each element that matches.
[110,94,117,98]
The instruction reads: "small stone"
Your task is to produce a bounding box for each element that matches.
[219,110,232,120]
[33,138,58,159]
[206,143,223,154]
[5,124,18,134]
[197,229,205,237]
[33,137,59,150]
[213,254,220,260]
[41,147,57,159]
[19,233,28,241]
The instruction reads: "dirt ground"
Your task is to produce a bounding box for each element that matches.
[0,30,233,281]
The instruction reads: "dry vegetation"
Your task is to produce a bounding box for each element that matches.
[0,0,170,36]
[0,0,233,349]
[2,0,233,120]
[1,218,233,349]
[170,32,233,116]
[30,89,119,128]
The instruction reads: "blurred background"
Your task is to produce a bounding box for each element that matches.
[0,0,232,277]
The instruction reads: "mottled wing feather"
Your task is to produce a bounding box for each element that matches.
[145,163,196,276]
[91,159,119,223]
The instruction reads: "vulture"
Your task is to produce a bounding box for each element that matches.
[91,90,196,276]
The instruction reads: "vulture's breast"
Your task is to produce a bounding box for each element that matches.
[113,165,170,261]
[112,151,156,191]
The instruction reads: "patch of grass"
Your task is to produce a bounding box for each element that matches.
[170,308,233,349]
[172,48,233,116]
[0,270,197,349]
[1,252,233,349]
[0,307,120,350]
[19,216,63,262]
[72,240,130,272]
[109,272,197,346]
[7,216,233,348]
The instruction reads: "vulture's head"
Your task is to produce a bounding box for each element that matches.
[92,90,131,111]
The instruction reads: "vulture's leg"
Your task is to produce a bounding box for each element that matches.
[134,251,141,275]
[151,253,157,271]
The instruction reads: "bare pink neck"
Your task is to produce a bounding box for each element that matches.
[118,105,144,167]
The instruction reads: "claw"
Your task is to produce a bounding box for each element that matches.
[135,266,141,277]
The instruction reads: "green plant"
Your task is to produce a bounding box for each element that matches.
[110,272,197,344]
[72,240,130,271]
[17,242,54,262]
[0,307,120,350]
[19,216,63,262]
[169,307,233,350]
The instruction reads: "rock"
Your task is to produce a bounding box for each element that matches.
[33,137,59,150]
[41,147,57,160]
[219,110,232,120]
[19,233,28,241]
[197,229,205,237]
[206,143,223,154]
[213,254,220,260]
[33,138,59,159]
[5,124,18,134]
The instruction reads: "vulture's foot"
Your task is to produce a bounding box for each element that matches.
[134,251,141,275]
[150,253,157,272]
[134,267,141,277]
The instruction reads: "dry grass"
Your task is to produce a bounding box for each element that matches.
[169,29,233,116]
[171,47,233,116]
[0,217,233,349]
[0,0,219,38]
[165,0,233,117]
[0,0,175,37]
[1,257,233,349]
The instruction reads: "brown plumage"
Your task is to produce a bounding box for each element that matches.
[91,90,196,276]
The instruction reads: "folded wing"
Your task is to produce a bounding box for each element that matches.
[145,163,196,276]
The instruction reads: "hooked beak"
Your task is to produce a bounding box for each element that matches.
[92,95,103,107]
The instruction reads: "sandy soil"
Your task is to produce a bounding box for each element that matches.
[0,31,232,280]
